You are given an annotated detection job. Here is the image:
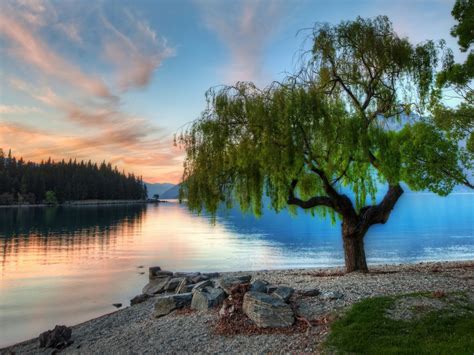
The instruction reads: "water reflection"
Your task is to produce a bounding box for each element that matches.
[0,194,473,347]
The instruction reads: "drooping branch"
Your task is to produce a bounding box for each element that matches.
[359,184,404,226]
[287,179,335,209]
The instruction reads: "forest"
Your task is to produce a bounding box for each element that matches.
[0,148,148,205]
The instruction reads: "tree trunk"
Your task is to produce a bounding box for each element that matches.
[342,222,368,273]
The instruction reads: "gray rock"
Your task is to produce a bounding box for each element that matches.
[243,291,294,328]
[216,275,251,294]
[112,303,122,308]
[191,287,226,311]
[250,279,269,293]
[173,272,201,278]
[321,290,344,300]
[150,270,173,280]
[272,286,294,302]
[130,294,150,306]
[175,278,189,294]
[154,293,193,317]
[149,266,161,275]
[165,277,184,291]
[266,285,278,293]
[191,279,213,293]
[299,288,320,297]
[142,277,170,295]
[203,272,220,278]
[39,325,72,349]
[191,274,210,283]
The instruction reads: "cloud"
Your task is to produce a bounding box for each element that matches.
[0,12,112,99]
[101,11,175,91]
[0,105,43,114]
[0,1,181,182]
[197,0,284,83]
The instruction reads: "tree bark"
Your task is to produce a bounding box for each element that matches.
[342,233,368,273]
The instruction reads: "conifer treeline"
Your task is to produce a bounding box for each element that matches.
[0,149,148,205]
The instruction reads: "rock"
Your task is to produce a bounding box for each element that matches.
[150,270,173,280]
[321,290,344,300]
[272,286,294,302]
[266,285,278,293]
[299,288,320,297]
[175,278,189,294]
[112,303,122,308]
[149,266,161,275]
[39,325,72,349]
[203,272,220,278]
[243,291,294,328]
[142,277,170,295]
[154,293,193,317]
[130,294,150,306]
[250,279,269,293]
[191,287,226,311]
[173,272,201,278]
[216,275,251,294]
[165,277,184,291]
[191,274,209,283]
[192,279,213,293]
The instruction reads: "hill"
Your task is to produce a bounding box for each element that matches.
[145,183,175,198]
[160,184,180,199]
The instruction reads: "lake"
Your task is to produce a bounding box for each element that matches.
[0,193,473,347]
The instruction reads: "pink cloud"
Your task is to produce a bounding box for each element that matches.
[0,14,112,99]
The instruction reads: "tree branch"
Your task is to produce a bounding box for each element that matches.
[287,179,335,209]
[360,184,404,226]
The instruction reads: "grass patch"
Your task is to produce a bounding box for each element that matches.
[324,292,474,354]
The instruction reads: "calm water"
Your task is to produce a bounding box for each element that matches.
[0,193,473,347]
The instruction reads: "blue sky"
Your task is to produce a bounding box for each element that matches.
[0,0,461,182]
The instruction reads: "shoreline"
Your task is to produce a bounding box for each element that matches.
[2,260,473,353]
[0,199,171,209]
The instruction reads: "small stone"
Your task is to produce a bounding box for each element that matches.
[39,325,72,349]
[191,287,226,311]
[250,279,269,293]
[272,286,294,302]
[112,303,122,308]
[266,285,278,293]
[130,294,150,306]
[150,270,173,280]
[142,277,170,295]
[243,291,294,328]
[299,288,320,297]
[154,293,192,317]
[321,290,344,300]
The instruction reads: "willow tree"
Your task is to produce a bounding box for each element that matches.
[179,16,472,272]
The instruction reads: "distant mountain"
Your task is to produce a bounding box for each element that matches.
[145,183,175,198]
[160,184,180,199]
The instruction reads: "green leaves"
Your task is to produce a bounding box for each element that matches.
[179,15,471,218]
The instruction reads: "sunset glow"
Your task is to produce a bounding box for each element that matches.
[0,0,460,183]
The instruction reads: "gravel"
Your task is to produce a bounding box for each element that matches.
[3,260,473,354]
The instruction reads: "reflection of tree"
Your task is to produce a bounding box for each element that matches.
[0,205,146,266]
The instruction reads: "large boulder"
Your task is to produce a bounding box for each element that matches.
[243,291,294,328]
[191,287,226,311]
[154,293,193,317]
[191,274,210,283]
[272,286,294,302]
[250,279,269,293]
[142,277,170,295]
[165,277,184,292]
[130,294,150,306]
[39,325,72,349]
[191,279,213,293]
[149,266,173,280]
[203,272,220,278]
[216,275,251,294]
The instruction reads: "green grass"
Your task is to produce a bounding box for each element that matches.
[324,293,474,355]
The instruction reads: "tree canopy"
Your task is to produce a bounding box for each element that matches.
[179,16,471,220]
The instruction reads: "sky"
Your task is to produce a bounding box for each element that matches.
[0,0,461,183]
